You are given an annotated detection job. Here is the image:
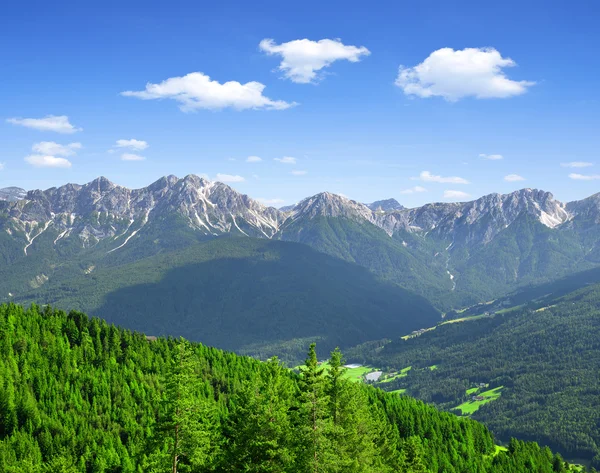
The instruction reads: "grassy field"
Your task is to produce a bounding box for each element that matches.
[343,364,376,382]
[378,366,412,383]
[455,386,503,415]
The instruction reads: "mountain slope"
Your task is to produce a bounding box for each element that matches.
[0,303,569,472]
[350,273,600,465]
[14,237,440,361]
[3,175,600,312]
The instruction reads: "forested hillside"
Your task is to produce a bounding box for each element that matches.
[0,303,583,472]
[349,280,600,467]
[12,237,439,362]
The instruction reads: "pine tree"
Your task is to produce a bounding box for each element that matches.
[400,436,429,473]
[224,357,295,472]
[145,339,218,473]
[325,348,381,472]
[296,343,331,473]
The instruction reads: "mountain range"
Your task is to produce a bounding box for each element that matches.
[2,174,600,355]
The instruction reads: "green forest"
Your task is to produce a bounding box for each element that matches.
[0,303,589,472]
[349,282,600,467]
[9,237,439,363]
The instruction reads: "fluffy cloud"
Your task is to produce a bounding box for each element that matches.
[24,141,82,168]
[413,171,469,184]
[443,190,470,200]
[121,153,145,161]
[216,173,245,183]
[274,156,296,164]
[561,162,593,168]
[246,156,262,163]
[115,139,148,150]
[259,38,370,84]
[121,72,294,111]
[480,153,503,160]
[290,170,307,176]
[7,115,81,133]
[504,174,525,182]
[25,155,72,168]
[396,47,534,101]
[257,198,285,205]
[399,186,427,195]
[32,141,82,156]
[569,173,600,181]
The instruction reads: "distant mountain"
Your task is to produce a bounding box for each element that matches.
[2,175,600,311]
[0,186,26,201]
[14,237,440,362]
[367,198,404,212]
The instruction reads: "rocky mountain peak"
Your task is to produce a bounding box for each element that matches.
[367,198,404,212]
[0,187,27,201]
[290,192,375,223]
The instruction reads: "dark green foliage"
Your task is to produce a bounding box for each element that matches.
[357,280,600,462]
[14,237,439,363]
[223,357,296,472]
[0,303,575,472]
[278,216,460,308]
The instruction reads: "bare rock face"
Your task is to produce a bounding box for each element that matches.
[367,198,404,213]
[375,189,571,245]
[0,187,27,202]
[0,175,287,254]
[288,192,375,223]
[1,173,596,259]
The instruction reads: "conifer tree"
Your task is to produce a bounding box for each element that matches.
[146,339,218,473]
[224,357,295,472]
[325,348,381,472]
[296,343,331,473]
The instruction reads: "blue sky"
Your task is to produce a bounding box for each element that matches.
[1,0,599,207]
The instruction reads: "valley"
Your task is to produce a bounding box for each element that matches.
[3,176,600,469]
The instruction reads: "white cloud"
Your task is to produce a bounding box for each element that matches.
[569,173,600,181]
[274,156,296,164]
[444,190,470,200]
[399,186,427,195]
[395,47,535,101]
[246,155,262,163]
[257,198,285,206]
[121,72,294,111]
[32,141,82,156]
[504,174,525,182]
[0,163,4,171]
[480,153,503,160]
[216,173,245,183]
[413,171,469,184]
[561,161,593,168]
[291,170,307,176]
[115,139,148,150]
[7,115,81,133]
[121,153,146,161]
[25,155,72,168]
[24,141,82,169]
[259,38,370,84]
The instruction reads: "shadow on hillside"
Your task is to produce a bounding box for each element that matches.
[93,241,440,360]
